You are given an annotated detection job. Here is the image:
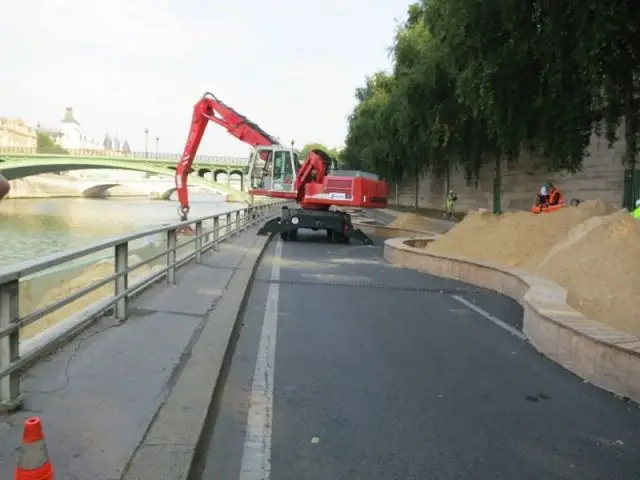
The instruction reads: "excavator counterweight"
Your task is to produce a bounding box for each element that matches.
[176,92,389,244]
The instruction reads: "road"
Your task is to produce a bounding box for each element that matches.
[198,231,640,480]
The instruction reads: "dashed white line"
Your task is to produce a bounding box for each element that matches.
[239,238,283,480]
[452,295,527,340]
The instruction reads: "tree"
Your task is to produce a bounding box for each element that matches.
[36,133,68,154]
[392,6,497,187]
[299,143,342,164]
[587,1,640,208]
[342,72,406,184]
[343,0,638,212]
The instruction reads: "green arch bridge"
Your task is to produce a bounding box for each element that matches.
[0,151,252,202]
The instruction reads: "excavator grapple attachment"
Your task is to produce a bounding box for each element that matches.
[258,206,373,245]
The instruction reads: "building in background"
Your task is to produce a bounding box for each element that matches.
[0,118,37,148]
[102,133,131,155]
[35,107,103,150]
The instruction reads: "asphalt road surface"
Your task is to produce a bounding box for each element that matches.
[199,231,640,480]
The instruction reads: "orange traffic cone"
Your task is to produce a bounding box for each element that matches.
[15,417,54,480]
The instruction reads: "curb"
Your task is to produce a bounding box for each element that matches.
[384,235,640,405]
[120,231,274,479]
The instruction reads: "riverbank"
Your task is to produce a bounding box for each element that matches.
[6,175,163,199]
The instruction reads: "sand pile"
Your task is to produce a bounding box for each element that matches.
[426,200,640,334]
[533,210,640,333]
[388,213,448,233]
[427,200,617,268]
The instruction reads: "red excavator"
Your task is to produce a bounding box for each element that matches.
[175,92,389,244]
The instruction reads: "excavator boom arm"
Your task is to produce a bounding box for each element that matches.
[175,92,279,218]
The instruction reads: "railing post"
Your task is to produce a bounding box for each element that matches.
[195,221,203,263]
[235,211,240,235]
[213,216,220,251]
[226,213,232,243]
[0,279,21,411]
[166,228,177,284]
[114,242,129,321]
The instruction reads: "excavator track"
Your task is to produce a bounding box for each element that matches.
[257,206,373,245]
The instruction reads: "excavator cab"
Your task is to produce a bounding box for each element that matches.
[248,145,301,198]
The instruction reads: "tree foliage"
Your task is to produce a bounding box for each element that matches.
[36,133,69,154]
[299,143,342,164]
[344,0,640,186]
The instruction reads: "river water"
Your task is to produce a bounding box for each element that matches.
[0,194,240,268]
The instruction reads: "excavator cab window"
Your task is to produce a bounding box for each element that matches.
[248,149,271,190]
[270,150,297,192]
[248,147,300,193]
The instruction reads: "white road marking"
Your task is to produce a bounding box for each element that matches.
[239,238,283,480]
[452,295,527,340]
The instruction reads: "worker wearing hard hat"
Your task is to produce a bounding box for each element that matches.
[633,199,640,219]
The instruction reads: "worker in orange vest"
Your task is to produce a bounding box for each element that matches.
[537,181,564,208]
[547,182,564,206]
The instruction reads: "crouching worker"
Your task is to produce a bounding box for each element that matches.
[536,182,564,207]
[0,174,10,200]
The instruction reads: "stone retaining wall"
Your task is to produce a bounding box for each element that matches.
[395,130,629,211]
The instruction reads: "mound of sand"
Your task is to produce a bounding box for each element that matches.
[428,200,617,268]
[426,200,640,334]
[388,213,449,233]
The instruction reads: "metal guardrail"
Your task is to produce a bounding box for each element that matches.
[0,147,249,166]
[0,201,283,411]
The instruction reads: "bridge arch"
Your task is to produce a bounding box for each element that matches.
[0,155,250,202]
[197,167,212,179]
[213,169,228,183]
[81,183,122,197]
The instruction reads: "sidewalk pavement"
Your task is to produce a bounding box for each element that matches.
[0,227,266,480]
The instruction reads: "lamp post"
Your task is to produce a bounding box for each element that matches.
[144,128,149,158]
[155,136,159,158]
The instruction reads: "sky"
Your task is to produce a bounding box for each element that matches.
[0,0,411,157]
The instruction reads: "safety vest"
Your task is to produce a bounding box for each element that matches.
[549,189,563,205]
[633,207,640,219]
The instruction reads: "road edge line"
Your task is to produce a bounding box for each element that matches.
[120,231,275,480]
[452,295,527,340]
[238,238,282,479]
